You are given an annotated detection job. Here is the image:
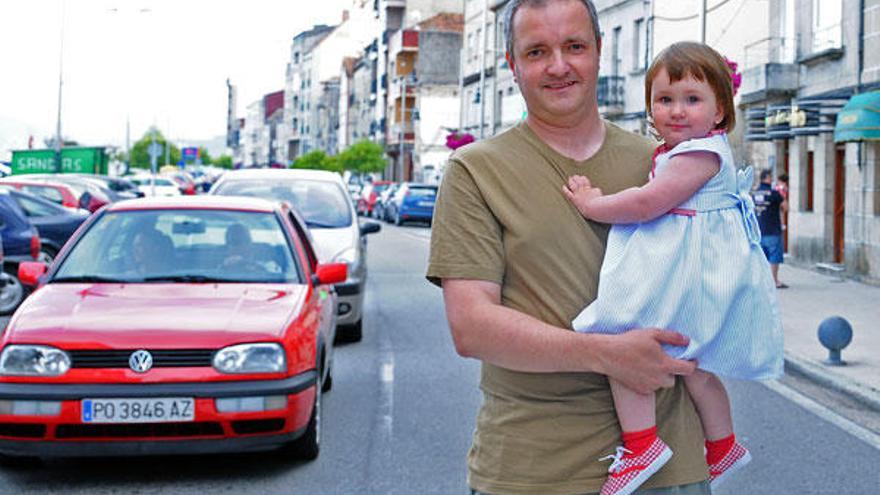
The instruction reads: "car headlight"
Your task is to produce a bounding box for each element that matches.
[0,345,71,376]
[212,343,286,374]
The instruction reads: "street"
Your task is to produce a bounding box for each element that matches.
[0,224,877,494]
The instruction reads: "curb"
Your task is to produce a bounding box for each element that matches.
[784,352,880,412]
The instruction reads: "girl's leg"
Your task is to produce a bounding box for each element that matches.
[682,369,733,441]
[609,377,656,433]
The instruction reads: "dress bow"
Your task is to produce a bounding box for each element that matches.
[729,166,762,245]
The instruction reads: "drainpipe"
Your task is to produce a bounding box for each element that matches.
[479,0,489,139]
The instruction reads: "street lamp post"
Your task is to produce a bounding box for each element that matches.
[54,0,67,173]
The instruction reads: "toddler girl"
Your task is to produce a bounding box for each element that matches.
[563,41,783,495]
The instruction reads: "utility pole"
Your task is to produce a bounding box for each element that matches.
[54,0,67,173]
[699,0,708,43]
[399,73,407,181]
[478,0,488,139]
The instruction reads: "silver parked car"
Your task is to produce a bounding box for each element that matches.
[210,169,380,341]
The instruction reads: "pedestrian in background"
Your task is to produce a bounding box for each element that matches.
[565,41,784,494]
[427,1,709,494]
[753,169,789,288]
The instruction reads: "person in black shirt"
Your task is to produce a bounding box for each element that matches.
[752,169,789,288]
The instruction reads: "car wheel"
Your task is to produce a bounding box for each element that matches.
[394,213,403,226]
[38,247,57,265]
[0,273,25,315]
[341,318,363,343]
[285,376,322,460]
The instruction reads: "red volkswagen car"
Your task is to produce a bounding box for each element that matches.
[0,196,345,460]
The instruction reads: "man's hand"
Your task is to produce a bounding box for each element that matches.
[563,175,604,219]
[594,329,697,394]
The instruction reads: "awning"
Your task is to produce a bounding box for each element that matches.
[834,91,880,142]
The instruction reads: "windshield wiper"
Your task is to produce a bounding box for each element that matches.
[52,275,130,283]
[140,275,242,283]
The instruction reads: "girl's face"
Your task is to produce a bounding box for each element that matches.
[650,67,724,149]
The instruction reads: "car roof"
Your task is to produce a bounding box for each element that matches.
[219,168,345,184]
[106,195,280,213]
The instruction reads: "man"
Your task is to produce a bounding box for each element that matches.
[753,169,789,288]
[427,1,709,494]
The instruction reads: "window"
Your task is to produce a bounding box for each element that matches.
[633,18,647,71]
[812,0,842,52]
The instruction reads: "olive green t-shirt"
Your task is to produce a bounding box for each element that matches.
[427,121,707,494]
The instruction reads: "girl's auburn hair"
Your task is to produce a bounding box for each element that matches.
[644,41,736,133]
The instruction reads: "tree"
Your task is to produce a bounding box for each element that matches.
[292,150,334,171]
[129,128,181,170]
[338,140,386,174]
[214,155,233,169]
[197,147,213,165]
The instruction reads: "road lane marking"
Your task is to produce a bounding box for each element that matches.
[764,379,880,450]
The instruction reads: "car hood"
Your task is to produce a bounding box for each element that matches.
[309,226,357,262]
[5,283,309,348]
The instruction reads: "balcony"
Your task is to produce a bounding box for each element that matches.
[740,37,799,104]
[597,76,625,116]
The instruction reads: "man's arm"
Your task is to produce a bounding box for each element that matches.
[442,279,698,394]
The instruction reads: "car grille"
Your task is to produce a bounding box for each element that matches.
[69,350,215,369]
[0,423,46,438]
[55,422,224,439]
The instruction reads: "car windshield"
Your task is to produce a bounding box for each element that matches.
[131,177,175,187]
[214,178,352,229]
[53,209,300,284]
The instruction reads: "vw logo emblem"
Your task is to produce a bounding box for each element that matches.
[129,350,153,373]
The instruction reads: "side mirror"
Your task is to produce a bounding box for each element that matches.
[359,221,381,235]
[18,261,48,287]
[311,262,347,286]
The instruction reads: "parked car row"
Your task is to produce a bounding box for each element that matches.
[362,181,437,226]
[0,187,90,313]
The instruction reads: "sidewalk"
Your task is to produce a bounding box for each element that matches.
[776,263,880,410]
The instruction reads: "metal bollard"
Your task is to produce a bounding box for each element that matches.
[817,316,853,366]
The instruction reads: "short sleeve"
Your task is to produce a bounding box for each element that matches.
[426,158,504,287]
[665,134,728,163]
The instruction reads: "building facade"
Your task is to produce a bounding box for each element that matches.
[741,0,880,282]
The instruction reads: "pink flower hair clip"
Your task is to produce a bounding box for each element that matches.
[724,56,742,96]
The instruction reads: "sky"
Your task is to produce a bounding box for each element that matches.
[0,0,348,159]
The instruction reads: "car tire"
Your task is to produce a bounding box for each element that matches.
[394,213,402,226]
[0,273,25,315]
[284,376,322,461]
[341,318,363,343]
[39,247,57,265]
[321,369,333,393]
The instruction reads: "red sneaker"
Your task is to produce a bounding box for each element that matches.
[599,438,673,495]
[708,441,752,489]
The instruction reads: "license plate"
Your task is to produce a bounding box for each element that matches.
[81,397,195,423]
[418,201,434,207]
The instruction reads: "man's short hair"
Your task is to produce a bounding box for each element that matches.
[502,0,601,58]
[760,169,774,182]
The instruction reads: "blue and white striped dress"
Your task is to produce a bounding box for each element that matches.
[572,134,783,380]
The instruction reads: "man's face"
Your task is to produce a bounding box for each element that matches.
[506,0,601,126]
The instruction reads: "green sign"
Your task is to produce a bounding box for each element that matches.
[11,147,109,175]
